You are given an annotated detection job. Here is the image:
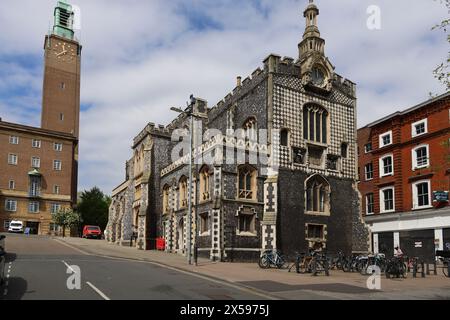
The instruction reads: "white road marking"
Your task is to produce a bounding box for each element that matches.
[53,238,92,256]
[62,260,76,273]
[3,263,12,296]
[86,281,110,300]
[55,238,276,300]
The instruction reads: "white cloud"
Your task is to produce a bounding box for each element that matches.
[0,0,448,193]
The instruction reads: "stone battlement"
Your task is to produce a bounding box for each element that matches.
[133,122,171,147]
[208,66,266,120]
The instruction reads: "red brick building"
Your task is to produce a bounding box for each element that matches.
[358,92,450,261]
[0,1,80,235]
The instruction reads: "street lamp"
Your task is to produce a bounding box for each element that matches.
[171,95,196,265]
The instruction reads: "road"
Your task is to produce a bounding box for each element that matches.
[0,233,268,300]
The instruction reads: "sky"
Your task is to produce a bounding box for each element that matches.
[0,0,448,193]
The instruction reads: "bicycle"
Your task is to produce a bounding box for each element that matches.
[311,252,330,276]
[385,255,407,279]
[258,250,288,269]
[329,251,348,271]
[361,253,386,275]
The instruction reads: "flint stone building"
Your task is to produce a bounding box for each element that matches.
[106,0,370,260]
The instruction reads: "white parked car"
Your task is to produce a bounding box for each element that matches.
[8,221,24,233]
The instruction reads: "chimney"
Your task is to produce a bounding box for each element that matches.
[236,76,242,87]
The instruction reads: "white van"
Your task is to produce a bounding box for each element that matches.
[8,221,24,233]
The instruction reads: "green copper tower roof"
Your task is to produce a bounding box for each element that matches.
[53,0,74,40]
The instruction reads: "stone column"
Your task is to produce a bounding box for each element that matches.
[210,165,223,261]
[262,175,278,253]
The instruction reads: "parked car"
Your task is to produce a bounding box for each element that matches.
[0,235,6,286]
[82,226,102,239]
[8,221,24,233]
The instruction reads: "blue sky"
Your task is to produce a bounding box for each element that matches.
[0,0,448,193]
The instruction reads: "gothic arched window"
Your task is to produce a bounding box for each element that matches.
[179,176,188,208]
[280,129,290,147]
[305,175,331,215]
[199,166,210,202]
[238,165,257,200]
[162,185,170,214]
[303,104,328,144]
[243,117,258,142]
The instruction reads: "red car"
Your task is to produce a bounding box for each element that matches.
[82,226,102,239]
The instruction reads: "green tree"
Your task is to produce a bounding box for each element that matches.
[77,187,110,231]
[432,0,450,91]
[52,208,82,238]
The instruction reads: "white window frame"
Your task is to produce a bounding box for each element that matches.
[32,139,41,148]
[365,163,374,181]
[8,180,15,190]
[51,203,62,214]
[379,131,393,148]
[5,199,17,212]
[29,201,39,213]
[380,186,395,213]
[54,143,63,152]
[8,153,18,165]
[364,143,372,154]
[411,119,428,138]
[31,157,41,168]
[53,160,62,171]
[412,144,430,170]
[53,185,61,195]
[9,136,19,145]
[379,154,394,177]
[366,193,374,215]
[412,180,432,210]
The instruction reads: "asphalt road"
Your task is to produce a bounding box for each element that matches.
[0,233,267,300]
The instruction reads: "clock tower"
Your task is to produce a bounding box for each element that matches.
[41,0,81,138]
[298,0,334,92]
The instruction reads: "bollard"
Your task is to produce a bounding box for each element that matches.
[421,262,425,278]
[413,263,417,278]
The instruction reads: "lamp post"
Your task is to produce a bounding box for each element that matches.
[171,95,196,265]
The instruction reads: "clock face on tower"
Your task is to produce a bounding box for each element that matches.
[312,67,325,86]
[52,42,77,63]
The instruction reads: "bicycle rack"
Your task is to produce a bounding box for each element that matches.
[425,262,438,276]
[412,261,425,278]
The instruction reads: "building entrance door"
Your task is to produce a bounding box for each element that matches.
[400,229,435,262]
[26,221,40,235]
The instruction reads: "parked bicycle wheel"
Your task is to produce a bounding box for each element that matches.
[258,254,270,269]
[276,256,289,269]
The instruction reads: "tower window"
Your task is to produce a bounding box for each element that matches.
[9,136,19,145]
[59,113,64,121]
[280,129,289,147]
[305,175,330,215]
[54,143,63,152]
[303,104,328,144]
[53,160,62,171]
[238,165,257,200]
[53,185,61,195]
[60,82,66,90]
[341,143,348,158]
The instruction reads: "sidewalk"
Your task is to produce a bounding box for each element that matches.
[55,237,450,300]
